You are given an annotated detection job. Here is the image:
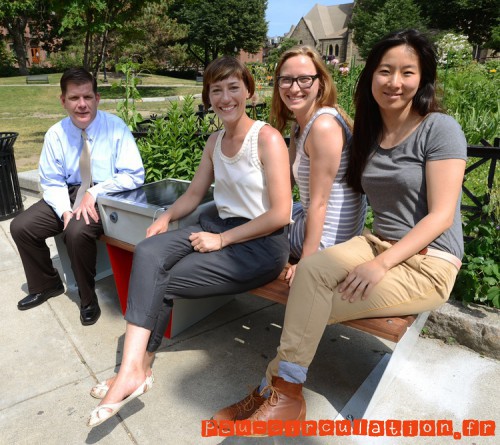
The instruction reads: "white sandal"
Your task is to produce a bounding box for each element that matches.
[87,374,154,427]
[90,372,154,399]
[90,380,111,399]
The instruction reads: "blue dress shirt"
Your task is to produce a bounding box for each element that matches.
[39,110,145,218]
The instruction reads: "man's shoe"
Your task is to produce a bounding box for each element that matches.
[247,376,306,436]
[80,302,101,326]
[212,386,266,421]
[17,282,65,311]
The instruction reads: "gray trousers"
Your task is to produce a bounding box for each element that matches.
[125,213,289,351]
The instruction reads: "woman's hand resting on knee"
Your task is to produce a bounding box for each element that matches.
[189,231,224,253]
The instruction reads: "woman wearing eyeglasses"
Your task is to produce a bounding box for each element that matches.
[270,46,366,285]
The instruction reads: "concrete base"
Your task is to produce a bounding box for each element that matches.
[53,233,113,290]
[17,169,42,198]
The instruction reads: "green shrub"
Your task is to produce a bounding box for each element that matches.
[113,61,143,130]
[439,63,500,144]
[0,40,17,76]
[47,45,85,72]
[330,61,362,118]
[454,208,500,308]
[137,95,210,183]
[436,33,473,68]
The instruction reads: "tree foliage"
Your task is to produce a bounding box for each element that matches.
[266,38,298,67]
[350,0,499,59]
[488,23,500,51]
[113,1,189,68]
[51,0,147,75]
[0,0,39,74]
[419,0,499,49]
[169,0,268,67]
[350,0,428,59]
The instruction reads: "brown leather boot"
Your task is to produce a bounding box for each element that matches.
[247,376,306,435]
[212,386,266,421]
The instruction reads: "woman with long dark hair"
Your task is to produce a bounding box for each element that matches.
[213,29,467,429]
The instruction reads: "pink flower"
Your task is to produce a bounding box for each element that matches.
[339,66,349,75]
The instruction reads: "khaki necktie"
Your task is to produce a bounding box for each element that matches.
[72,129,92,210]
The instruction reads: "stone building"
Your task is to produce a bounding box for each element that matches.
[287,2,360,64]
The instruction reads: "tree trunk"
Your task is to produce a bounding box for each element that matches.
[94,30,109,78]
[83,29,91,70]
[83,7,94,71]
[6,18,29,75]
[93,9,114,78]
[187,44,204,66]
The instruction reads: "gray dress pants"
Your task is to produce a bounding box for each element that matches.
[125,212,289,351]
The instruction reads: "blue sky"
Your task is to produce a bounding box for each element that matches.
[266,0,346,36]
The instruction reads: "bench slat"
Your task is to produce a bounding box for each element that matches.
[100,234,135,252]
[342,316,416,343]
[250,263,416,343]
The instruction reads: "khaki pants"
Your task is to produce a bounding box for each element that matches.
[266,232,459,382]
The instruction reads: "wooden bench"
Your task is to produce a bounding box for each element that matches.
[196,76,203,84]
[97,233,426,419]
[252,263,418,343]
[99,235,417,341]
[26,74,49,84]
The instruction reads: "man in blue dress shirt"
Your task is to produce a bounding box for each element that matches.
[10,67,144,325]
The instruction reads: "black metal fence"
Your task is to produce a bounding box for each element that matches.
[463,137,499,220]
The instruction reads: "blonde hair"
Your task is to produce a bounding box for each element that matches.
[270,45,352,133]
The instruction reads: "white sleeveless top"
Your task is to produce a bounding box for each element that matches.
[213,120,270,220]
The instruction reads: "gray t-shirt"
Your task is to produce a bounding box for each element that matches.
[361,113,467,258]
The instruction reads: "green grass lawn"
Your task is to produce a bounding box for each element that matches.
[0,73,202,171]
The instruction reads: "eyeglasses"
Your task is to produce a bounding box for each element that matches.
[276,74,319,89]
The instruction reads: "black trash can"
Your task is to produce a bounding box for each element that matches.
[0,132,24,221]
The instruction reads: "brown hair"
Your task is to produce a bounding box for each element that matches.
[60,67,97,96]
[202,56,255,110]
[270,45,352,133]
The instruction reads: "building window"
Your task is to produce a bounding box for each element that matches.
[335,44,339,57]
[329,45,333,56]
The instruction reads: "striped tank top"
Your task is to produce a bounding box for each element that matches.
[289,107,367,259]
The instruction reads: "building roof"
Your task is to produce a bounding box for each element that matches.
[284,24,296,39]
[303,3,354,41]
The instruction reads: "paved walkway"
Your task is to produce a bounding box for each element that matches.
[0,193,498,445]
